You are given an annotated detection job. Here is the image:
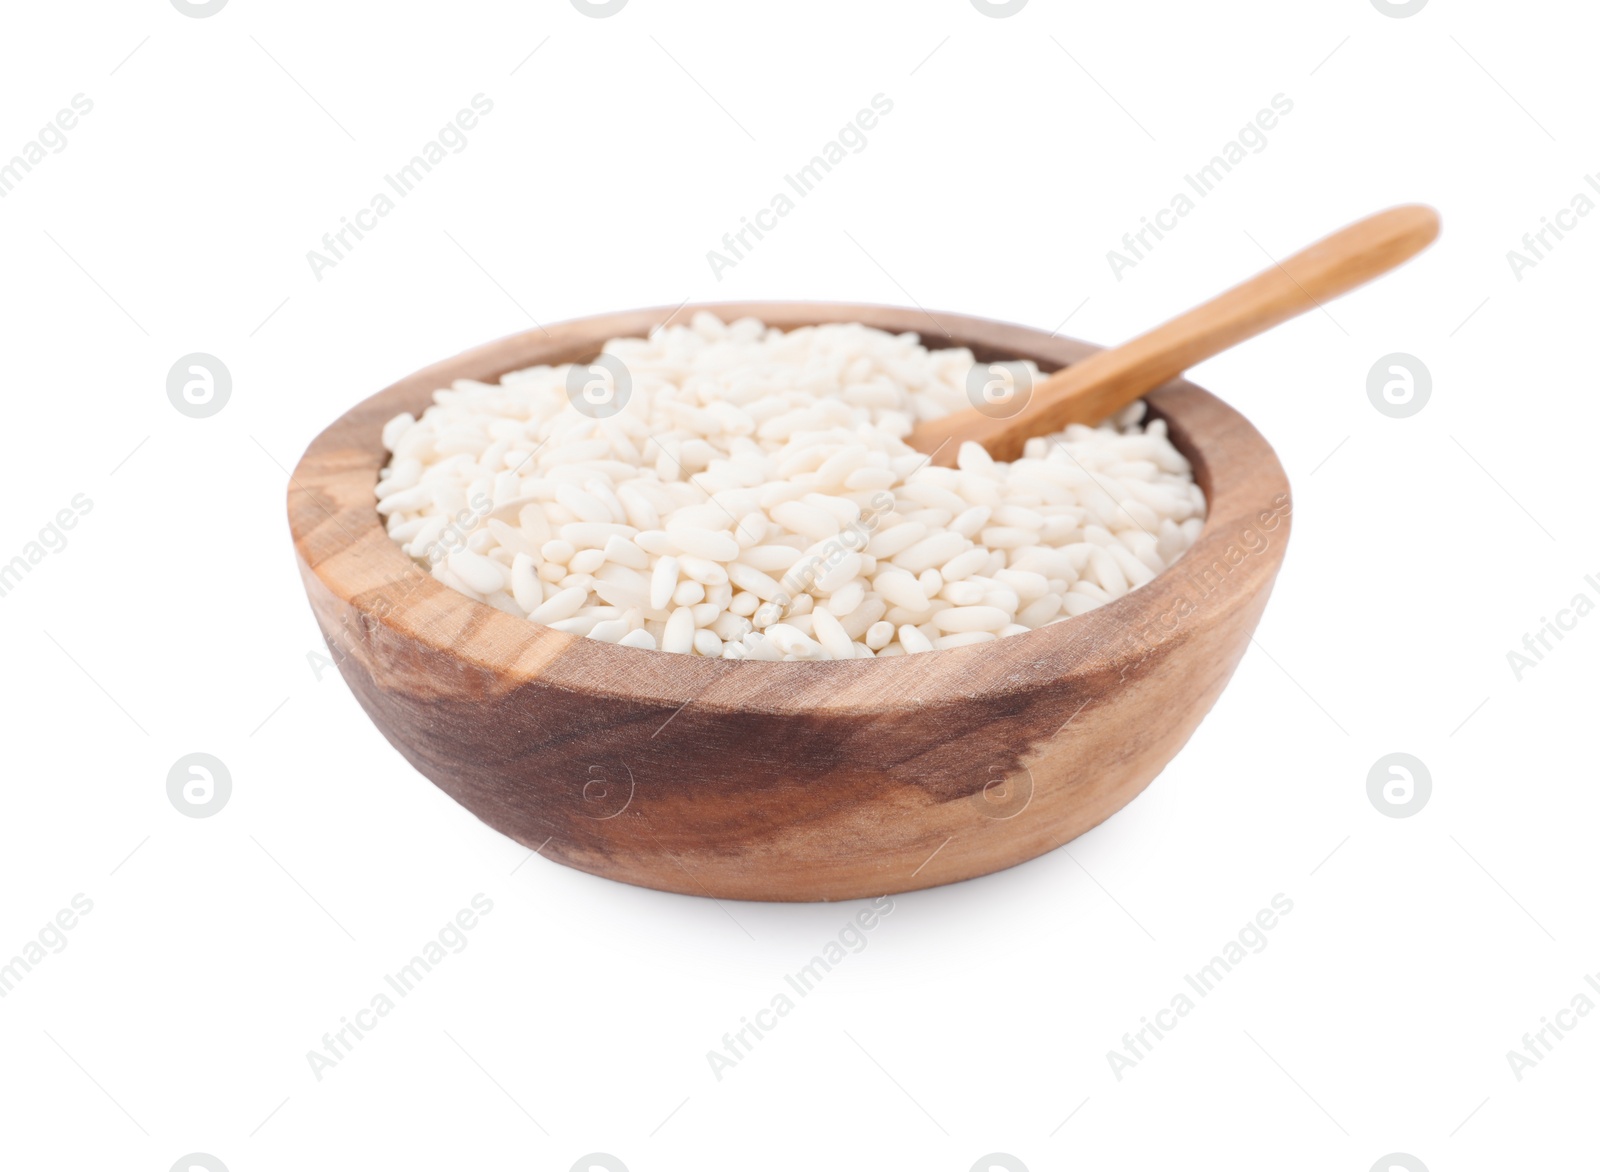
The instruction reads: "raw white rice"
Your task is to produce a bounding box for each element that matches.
[377,313,1206,661]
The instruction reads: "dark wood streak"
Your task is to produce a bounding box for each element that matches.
[289,303,1291,901]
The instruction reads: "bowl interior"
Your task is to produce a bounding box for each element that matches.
[289,302,1286,715]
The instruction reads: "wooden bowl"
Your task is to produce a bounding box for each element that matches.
[289,303,1291,902]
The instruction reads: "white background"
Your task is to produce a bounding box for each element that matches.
[1,0,1594,1169]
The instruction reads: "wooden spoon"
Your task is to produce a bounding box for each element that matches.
[909,203,1441,465]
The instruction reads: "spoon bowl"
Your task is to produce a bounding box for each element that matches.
[289,302,1291,901]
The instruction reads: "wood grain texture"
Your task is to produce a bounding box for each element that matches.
[288,303,1292,902]
[911,205,1439,464]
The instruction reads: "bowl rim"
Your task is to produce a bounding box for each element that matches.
[288,300,1291,717]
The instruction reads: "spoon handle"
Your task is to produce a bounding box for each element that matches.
[913,204,1441,464]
